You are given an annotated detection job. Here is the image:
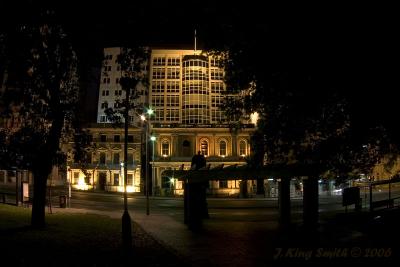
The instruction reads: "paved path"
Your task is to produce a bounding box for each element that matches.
[50,194,400,267]
[50,197,286,267]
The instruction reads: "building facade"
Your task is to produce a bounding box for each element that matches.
[148,49,256,196]
[67,47,257,196]
[65,124,142,192]
[97,47,147,124]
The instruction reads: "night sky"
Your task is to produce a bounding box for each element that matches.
[1,1,399,129]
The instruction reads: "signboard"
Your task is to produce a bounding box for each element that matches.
[22,182,29,201]
[342,187,360,206]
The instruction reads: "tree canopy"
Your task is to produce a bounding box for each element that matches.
[202,20,399,181]
[0,8,83,227]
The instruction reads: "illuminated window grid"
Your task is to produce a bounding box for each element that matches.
[152,68,165,79]
[165,109,179,122]
[154,109,164,121]
[151,95,164,108]
[182,57,209,124]
[166,81,180,93]
[211,82,224,94]
[211,109,226,123]
[167,68,180,79]
[210,68,224,80]
[167,57,180,66]
[151,81,165,93]
[153,57,165,66]
[166,95,179,107]
[211,96,223,108]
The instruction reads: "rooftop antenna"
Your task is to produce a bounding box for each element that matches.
[194,29,197,54]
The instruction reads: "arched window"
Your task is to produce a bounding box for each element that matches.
[239,140,247,156]
[200,139,209,156]
[219,140,227,157]
[162,140,170,157]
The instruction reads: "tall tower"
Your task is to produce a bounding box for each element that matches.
[181,54,210,124]
[148,48,227,125]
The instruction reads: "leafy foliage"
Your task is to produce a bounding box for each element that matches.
[204,24,397,180]
[0,8,83,227]
[104,47,149,126]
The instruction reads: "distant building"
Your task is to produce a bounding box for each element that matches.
[97,47,147,124]
[66,46,257,196]
[147,49,255,196]
[64,124,142,192]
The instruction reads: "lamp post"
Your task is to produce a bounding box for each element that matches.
[122,80,132,252]
[141,108,153,215]
[150,135,156,197]
[68,168,72,207]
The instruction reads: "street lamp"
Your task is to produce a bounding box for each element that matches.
[150,135,156,198]
[141,107,153,215]
[122,80,132,252]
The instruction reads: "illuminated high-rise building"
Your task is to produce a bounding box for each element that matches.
[70,46,256,196]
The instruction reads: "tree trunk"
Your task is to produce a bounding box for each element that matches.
[30,108,64,228]
[31,170,48,228]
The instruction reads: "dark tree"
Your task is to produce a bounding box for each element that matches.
[201,18,396,182]
[0,9,81,228]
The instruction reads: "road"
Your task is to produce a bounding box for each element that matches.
[67,191,346,222]
[64,187,400,223]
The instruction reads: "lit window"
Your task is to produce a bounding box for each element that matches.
[165,109,179,121]
[239,140,247,156]
[153,57,165,66]
[113,173,119,186]
[167,68,180,79]
[200,139,208,156]
[127,174,133,185]
[151,96,164,107]
[152,68,165,79]
[151,81,164,93]
[219,140,227,157]
[166,81,180,92]
[166,96,179,107]
[167,57,180,66]
[162,140,170,156]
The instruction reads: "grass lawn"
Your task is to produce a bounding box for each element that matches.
[0,204,187,266]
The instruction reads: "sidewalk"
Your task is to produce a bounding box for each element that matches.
[52,204,283,266]
[52,203,400,267]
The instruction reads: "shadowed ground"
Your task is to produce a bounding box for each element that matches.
[0,204,188,267]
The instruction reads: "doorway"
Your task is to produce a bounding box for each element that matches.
[98,172,107,191]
